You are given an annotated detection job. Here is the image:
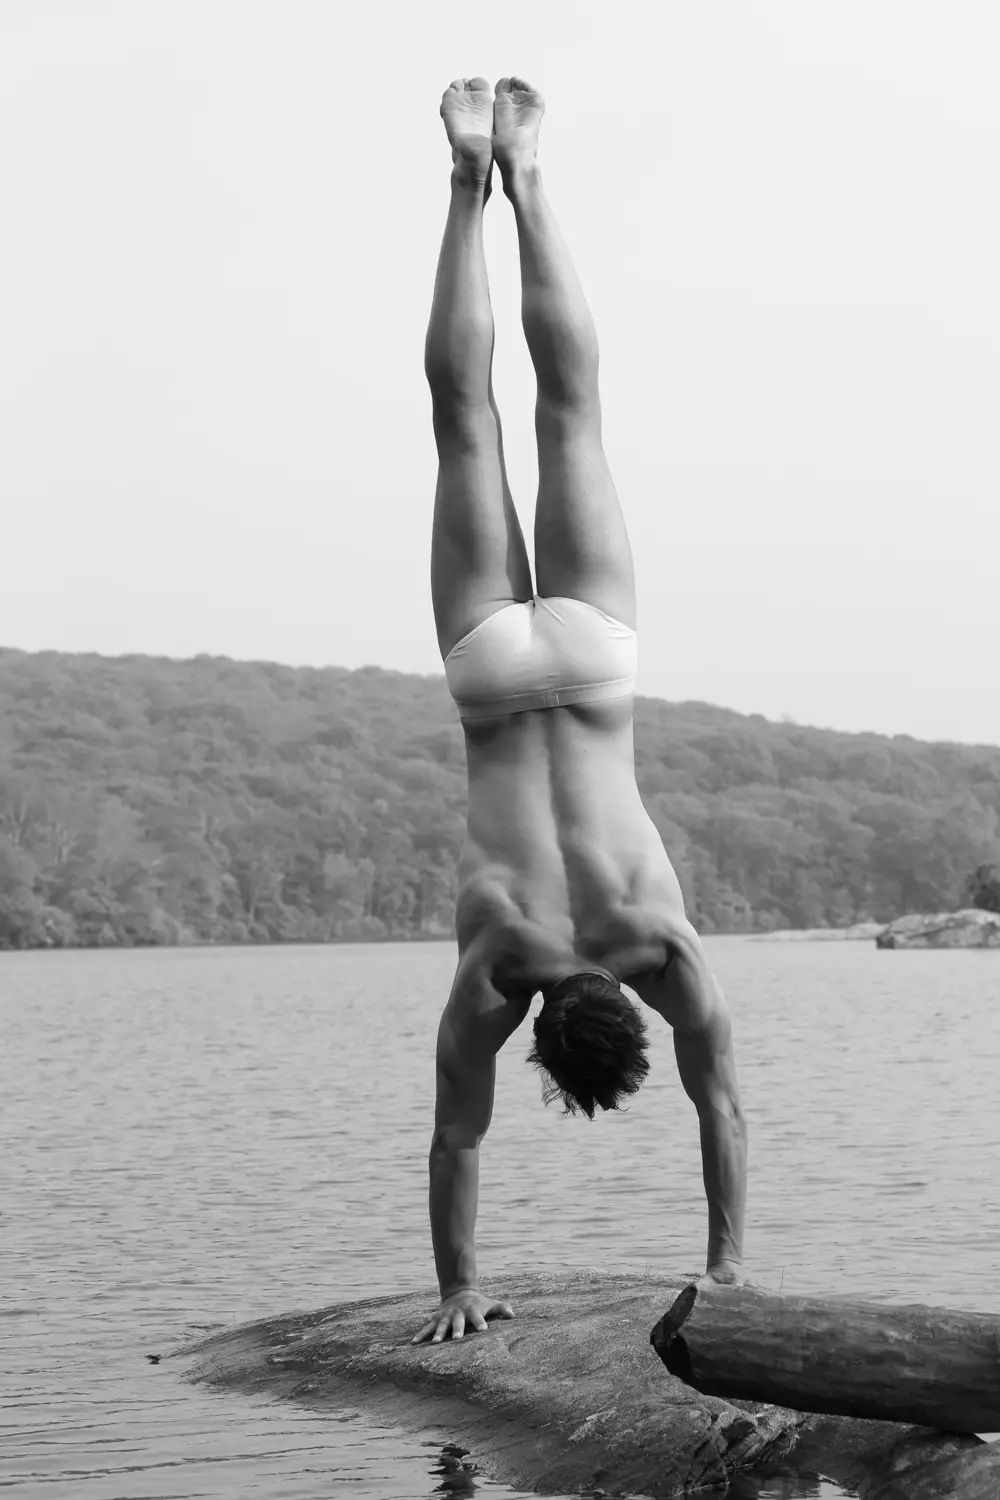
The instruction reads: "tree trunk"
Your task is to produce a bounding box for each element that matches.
[650,1282,1000,1434]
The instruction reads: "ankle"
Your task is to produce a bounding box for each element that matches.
[450,135,493,197]
[451,162,491,199]
[500,158,541,203]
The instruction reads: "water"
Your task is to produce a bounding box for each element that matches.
[3,939,999,1498]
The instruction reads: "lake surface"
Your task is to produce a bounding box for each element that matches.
[4,939,999,1498]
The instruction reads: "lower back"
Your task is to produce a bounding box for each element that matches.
[458,701,663,950]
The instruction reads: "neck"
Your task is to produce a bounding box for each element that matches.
[544,968,618,1000]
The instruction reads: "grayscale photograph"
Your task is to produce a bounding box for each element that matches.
[2,4,998,1498]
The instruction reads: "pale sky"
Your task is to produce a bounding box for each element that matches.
[2,2,998,744]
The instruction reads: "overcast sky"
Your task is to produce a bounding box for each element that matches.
[2,2,998,744]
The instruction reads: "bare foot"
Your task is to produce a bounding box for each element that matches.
[492,76,545,181]
[440,77,494,193]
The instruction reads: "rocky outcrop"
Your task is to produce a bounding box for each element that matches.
[876,908,1000,949]
[169,1270,1000,1498]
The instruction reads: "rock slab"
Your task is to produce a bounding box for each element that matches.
[171,1270,998,1498]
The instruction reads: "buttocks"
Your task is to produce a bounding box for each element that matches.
[444,596,637,720]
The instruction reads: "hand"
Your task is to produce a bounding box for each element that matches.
[697,1260,746,1290]
[411,1286,514,1344]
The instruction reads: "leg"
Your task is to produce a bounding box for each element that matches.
[493,79,636,629]
[426,79,532,661]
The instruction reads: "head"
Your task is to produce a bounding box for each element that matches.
[527,972,650,1120]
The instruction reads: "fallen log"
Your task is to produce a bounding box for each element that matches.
[650,1282,1000,1434]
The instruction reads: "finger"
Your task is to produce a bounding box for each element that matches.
[469,1312,489,1333]
[487,1301,515,1321]
[430,1317,450,1344]
[411,1320,437,1345]
[452,1311,466,1340]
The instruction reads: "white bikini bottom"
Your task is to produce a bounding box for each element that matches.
[444,596,637,721]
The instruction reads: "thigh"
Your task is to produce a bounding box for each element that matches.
[532,400,636,628]
[430,399,533,660]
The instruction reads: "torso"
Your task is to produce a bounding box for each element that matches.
[455,696,684,995]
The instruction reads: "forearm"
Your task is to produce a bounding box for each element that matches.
[698,1106,747,1270]
[428,1139,480,1295]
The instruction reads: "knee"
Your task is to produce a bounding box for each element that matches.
[534,390,602,447]
[431,395,495,450]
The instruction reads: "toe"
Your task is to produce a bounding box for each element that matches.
[494,76,511,95]
[469,76,490,93]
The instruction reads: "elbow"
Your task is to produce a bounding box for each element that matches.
[729,1102,748,1148]
[430,1124,483,1157]
[700,1090,747,1137]
[723,1090,747,1134]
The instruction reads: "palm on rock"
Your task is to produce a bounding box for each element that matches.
[411,1288,514,1344]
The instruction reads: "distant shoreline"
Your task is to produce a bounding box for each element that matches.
[8,918,1000,956]
[746,922,885,943]
[3,927,884,956]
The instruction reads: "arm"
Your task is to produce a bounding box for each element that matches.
[428,1006,494,1297]
[412,968,528,1342]
[661,924,748,1278]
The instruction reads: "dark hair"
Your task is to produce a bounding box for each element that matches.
[527,972,650,1120]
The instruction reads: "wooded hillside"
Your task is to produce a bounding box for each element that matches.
[1,646,998,948]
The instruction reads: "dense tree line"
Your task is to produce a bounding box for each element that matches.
[1,646,998,948]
